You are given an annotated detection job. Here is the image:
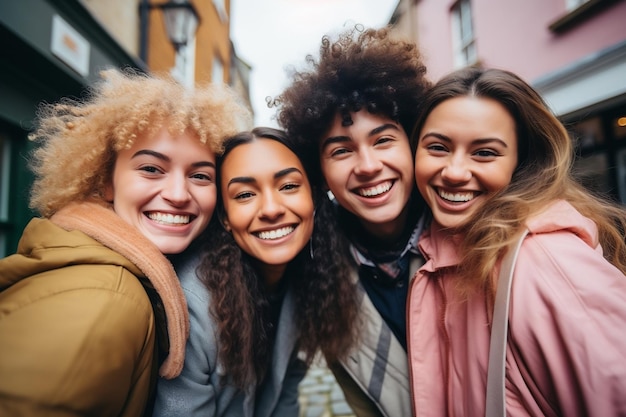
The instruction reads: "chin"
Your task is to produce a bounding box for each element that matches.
[157,242,189,255]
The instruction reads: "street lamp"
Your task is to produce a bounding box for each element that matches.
[159,0,200,52]
[139,0,201,61]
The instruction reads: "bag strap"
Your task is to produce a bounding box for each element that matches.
[485,229,529,417]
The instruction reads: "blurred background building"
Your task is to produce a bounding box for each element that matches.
[1,0,624,260]
[0,0,251,257]
[390,0,626,207]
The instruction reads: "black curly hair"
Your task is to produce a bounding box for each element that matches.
[271,25,431,184]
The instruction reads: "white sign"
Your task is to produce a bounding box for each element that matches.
[51,14,90,77]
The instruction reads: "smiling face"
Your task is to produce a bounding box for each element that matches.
[220,138,314,285]
[320,110,414,240]
[108,126,217,254]
[415,96,518,231]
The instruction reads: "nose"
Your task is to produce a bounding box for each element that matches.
[354,148,383,176]
[441,155,472,184]
[259,190,285,220]
[161,174,191,206]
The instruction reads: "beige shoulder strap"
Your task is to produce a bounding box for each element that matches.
[485,229,529,417]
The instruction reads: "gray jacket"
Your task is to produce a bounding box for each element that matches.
[331,254,423,417]
[153,249,307,417]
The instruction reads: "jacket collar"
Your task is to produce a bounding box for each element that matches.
[417,199,601,273]
[50,201,189,379]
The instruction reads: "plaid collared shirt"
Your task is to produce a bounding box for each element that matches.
[349,213,426,282]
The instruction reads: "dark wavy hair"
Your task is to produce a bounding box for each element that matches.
[271,25,431,185]
[196,127,358,389]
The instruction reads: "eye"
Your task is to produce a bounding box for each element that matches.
[281,182,301,192]
[425,143,448,153]
[375,136,394,145]
[139,165,162,174]
[234,191,255,200]
[191,172,214,182]
[474,149,500,158]
[329,147,351,157]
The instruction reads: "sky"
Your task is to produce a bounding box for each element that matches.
[230,0,399,128]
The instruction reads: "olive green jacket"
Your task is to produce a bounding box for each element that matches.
[0,202,188,417]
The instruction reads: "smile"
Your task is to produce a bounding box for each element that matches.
[438,189,476,203]
[356,181,393,197]
[255,226,295,240]
[147,212,191,225]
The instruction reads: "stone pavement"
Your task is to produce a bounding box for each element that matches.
[298,356,356,417]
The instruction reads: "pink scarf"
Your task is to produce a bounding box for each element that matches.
[51,201,189,379]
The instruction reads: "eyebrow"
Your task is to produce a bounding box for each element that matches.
[227,167,304,187]
[420,132,510,148]
[131,149,215,168]
[320,123,400,150]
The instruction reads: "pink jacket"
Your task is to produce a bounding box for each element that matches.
[407,200,626,416]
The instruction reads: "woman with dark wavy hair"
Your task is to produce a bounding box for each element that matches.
[154,127,358,417]
[409,67,626,416]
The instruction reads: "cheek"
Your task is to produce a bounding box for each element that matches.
[112,180,145,206]
[483,167,514,193]
[303,199,315,227]
[222,202,252,236]
[198,189,217,214]
[397,149,415,177]
[320,161,344,188]
[413,154,431,188]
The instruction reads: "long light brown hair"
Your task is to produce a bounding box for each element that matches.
[411,67,626,297]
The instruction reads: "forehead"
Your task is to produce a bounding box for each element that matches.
[324,110,401,138]
[423,97,516,133]
[117,126,213,158]
[328,111,397,130]
[221,139,304,177]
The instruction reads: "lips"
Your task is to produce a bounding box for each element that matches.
[146,212,192,225]
[355,180,393,197]
[254,225,296,240]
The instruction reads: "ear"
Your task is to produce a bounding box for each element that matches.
[217,206,231,232]
[104,182,114,203]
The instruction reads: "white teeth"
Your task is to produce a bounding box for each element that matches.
[439,190,474,202]
[148,212,190,225]
[358,181,392,197]
[257,226,295,240]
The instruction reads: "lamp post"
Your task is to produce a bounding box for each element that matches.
[159,0,200,52]
[139,0,201,61]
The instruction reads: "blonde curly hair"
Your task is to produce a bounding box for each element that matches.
[28,68,251,217]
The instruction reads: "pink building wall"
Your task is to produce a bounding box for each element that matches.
[416,0,626,83]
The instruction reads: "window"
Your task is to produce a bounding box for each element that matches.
[171,37,196,88]
[566,0,590,11]
[212,0,228,22]
[568,111,626,204]
[613,112,626,203]
[0,134,10,257]
[569,116,611,195]
[617,147,626,204]
[570,116,604,151]
[451,0,476,68]
[212,57,224,84]
[550,0,609,33]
